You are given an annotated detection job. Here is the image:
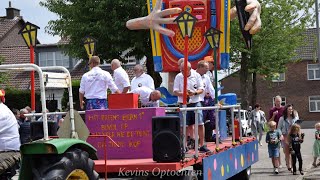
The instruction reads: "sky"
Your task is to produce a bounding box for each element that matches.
[0,0,60,44]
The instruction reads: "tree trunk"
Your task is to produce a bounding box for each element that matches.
[146,56,162,88]
[251,72,257,107]
[239,52,250,109]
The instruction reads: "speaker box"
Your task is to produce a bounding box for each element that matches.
[30,121,58,141]
[152,116,182,162]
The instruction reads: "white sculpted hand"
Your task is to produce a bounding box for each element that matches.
[126,0,182,37]
[230,0,261,34]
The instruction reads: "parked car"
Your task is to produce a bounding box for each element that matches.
[226,109,252,137]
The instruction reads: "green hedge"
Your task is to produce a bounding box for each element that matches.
[4,88,41,111]
[61,80,81,111]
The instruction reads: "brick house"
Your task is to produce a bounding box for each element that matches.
[0,4,36,90]
[220,28,320,121]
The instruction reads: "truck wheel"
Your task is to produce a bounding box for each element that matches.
[32,148,99,180]
[181,170,198,180]
[229,166,251,180]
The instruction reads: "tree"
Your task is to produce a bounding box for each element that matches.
[230,0,314,109]
[40,0,162,87]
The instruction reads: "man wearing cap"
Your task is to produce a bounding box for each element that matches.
[0,89,21,176]
[79,56,120,110]
[131,64,155,90]
[204,56,215,84]
[111,59,131,93]
[131,86,161,107]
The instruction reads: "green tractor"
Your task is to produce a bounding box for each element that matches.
[0,64,99,180]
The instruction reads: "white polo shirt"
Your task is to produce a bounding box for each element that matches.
[113,67,130,92]
[131,73,155,90]
[79,66,118,99]
[206,71,215,84]
[173,70,204,104]
[0,103,20,151]
[131,86,159,107]
[199,73,215,101]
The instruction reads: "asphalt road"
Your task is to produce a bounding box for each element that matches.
[250,128,316,180]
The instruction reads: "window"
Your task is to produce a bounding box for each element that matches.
[308,64,320,80]
[271,73,285,82]
[309,96,320,112]
[39,51,70,68]
[273,96,286,106]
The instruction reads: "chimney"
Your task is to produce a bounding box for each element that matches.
[6,1,20,19]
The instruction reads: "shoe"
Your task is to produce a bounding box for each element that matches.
[279,165,283,168]
[288,168,292,172]
[300,170,304,175]
[259,142,262,146]
[274,168,279,174]
[199,145,210,152]
[293,171,297,175]
[312,162,317,167]
[187,138,195,149]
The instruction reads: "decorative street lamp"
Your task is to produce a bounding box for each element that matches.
[83,36,97,59]
[174,11,197,155]
[204,27,222,104]
[174,11,197,106]
[204,27,222,151]
[19,22,40,112]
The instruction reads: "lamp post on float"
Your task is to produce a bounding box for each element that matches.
[204,27,222,104]
[174,11,197,106]
[19,22,40,113]
[204,27,222,151]
[174,11,197,153]
[83,36,97,60]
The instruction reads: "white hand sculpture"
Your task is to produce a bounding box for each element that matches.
[230,0,261,34]
[126,0,182,37]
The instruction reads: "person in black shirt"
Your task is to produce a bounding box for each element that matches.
[288,123,304,175]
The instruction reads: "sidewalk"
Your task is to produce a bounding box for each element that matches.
[297,163,320,180]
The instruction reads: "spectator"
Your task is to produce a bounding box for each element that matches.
[266,121,283,174]
[19,108,31,144]
[269,95,285,126]
[111,59,130,93]
[278,104,299,172]
[131,64,155,90]
[249,103,267,146]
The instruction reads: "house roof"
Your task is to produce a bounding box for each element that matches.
[0,16,21,40]
[295,28,318,60]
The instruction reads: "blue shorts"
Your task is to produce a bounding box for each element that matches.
[86,99,108,110]
[179,102,203,126]
[268,146,280,158]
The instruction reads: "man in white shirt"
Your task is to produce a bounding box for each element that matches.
[173,62,210,152]
[0,89,21,175]
[79,56,120,110]
[131,86,161,107]
[131,64,155,90]
[111,59,131,93]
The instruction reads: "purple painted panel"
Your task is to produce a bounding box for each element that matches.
[86,108,165,159]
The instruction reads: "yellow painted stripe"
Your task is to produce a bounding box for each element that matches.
[148,0,162,57]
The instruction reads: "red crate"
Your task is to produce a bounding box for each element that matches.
[108,93,139,109]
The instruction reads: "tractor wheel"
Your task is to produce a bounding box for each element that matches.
[32,148,99,180]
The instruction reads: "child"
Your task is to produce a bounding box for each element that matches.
[288,124,304,175]
[266,121,282,174]
[312,122,320,167]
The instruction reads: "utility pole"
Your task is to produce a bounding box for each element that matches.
[316,0,320,63]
